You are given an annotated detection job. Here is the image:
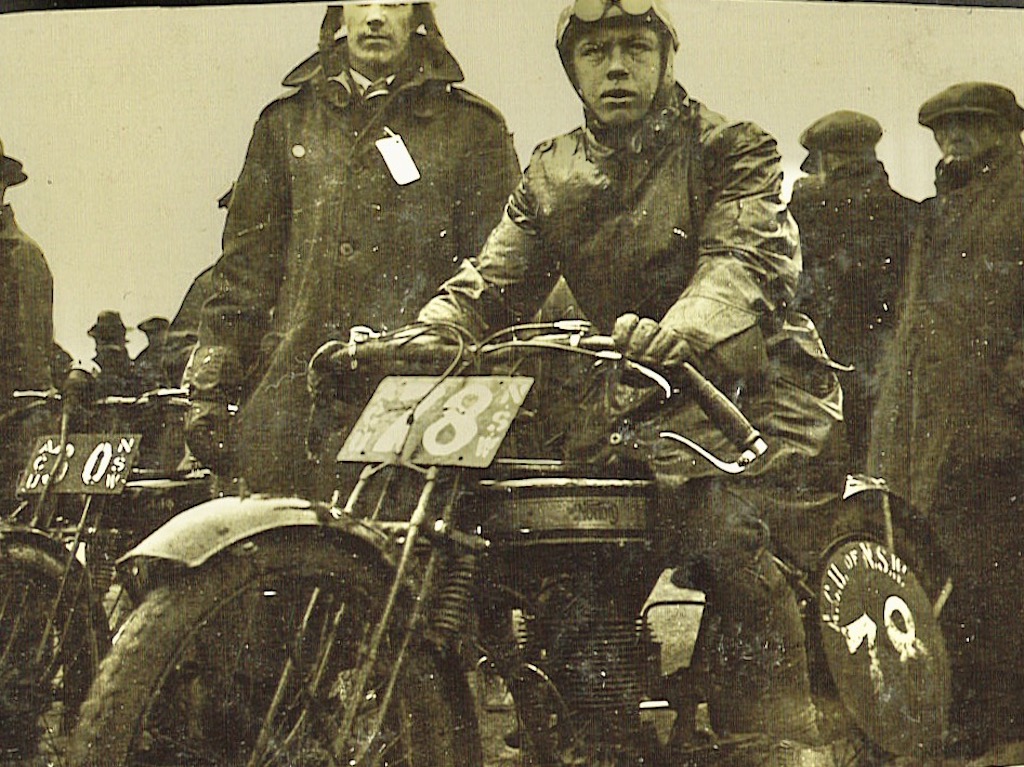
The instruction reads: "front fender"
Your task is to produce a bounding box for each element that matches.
[0,524,88,570]
[119,494,393,570]
[0,524,108,640]
[825,474,951,590]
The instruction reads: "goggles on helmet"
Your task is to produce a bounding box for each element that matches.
[571,0,657,23]
[557,0,679,52]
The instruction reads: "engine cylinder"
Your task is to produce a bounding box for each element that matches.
[522,615,653,715]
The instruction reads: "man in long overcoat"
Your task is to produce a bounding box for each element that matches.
[0,139,52,400]
[0,138,54,504]
[185,3,520,495]
[789,111,917,468]
[869,82,1024,758]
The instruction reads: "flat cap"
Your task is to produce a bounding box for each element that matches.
[919,82,1024,130]
[800,111,883,152]
[138,316,170,334]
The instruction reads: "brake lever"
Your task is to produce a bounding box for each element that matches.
[658,430,767,475]
[591,350,673,399]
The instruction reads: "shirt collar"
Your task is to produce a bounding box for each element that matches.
[344,68,397,95]
[584,84,689,159]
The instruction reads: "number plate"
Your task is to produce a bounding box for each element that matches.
[818,540,950,755]
[338,376,533,467]
[19,434,143,495]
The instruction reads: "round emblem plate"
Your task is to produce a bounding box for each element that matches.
[819,540,950,755]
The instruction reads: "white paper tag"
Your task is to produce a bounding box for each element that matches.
[375,131,421,186]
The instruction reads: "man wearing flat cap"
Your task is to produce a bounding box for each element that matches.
[0,137,55,507]
[184,2,519,495]
[789,111,917,469]
[169,189,231,344]
[134,316,171,390]
[870,82,1024,758]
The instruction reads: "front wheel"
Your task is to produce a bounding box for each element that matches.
[69,532,478,767]
[0,538,102,764]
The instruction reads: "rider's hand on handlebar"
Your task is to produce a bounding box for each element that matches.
[612,314,692,370]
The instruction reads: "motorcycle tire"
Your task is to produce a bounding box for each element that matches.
[0,539,102,765]
[69,531,478,767]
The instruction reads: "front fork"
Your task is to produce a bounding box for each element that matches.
[343,466,453,750]
[333,464,484,764]
[236,463,447,765]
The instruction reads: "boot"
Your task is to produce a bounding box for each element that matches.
[701,553,829,767]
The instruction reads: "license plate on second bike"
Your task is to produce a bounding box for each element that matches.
[18,433,143,495]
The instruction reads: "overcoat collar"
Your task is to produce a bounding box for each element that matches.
[282,35,464,114]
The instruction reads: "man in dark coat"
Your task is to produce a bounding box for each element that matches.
[0,138,54,506]
[134,316,171,390]
[169,265,211,343]
[88,310,141,397]
[170,189,230,342]
[185,3,520,494]
[869,82,1024,758]
[0,139,52,401]
[789,111,917,470]
[419,2,843,763]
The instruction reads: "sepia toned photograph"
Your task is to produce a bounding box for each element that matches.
[0,1,1021,765]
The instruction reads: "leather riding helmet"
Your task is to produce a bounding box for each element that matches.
[556,0,680,87]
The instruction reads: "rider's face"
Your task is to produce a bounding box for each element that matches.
[344,3,416,80]
[571,24,662,128]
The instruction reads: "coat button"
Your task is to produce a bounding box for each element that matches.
[340,242,355,257]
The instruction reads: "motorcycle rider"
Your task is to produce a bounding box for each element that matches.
[418,1,842,763]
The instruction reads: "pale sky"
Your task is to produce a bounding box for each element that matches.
[0,0,1021,362]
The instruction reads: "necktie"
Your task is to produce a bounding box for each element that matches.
[363,77,390,102]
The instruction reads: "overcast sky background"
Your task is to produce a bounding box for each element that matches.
[0,0,1021,362]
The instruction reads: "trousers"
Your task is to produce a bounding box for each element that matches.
[664,477,821,744]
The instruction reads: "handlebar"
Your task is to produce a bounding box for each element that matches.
[544,333,766,465]
[316,323,766,465]
[12,386,192,410]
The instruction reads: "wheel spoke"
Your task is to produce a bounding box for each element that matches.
[0,549,97,765]
[0,581,33,666]
[41,568,92,679]
[247,587,326,767]
[70,543,463,767]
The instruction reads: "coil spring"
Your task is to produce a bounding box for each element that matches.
[428,553,477,645]
[86,529,122,599]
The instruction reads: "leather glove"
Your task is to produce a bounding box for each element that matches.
[183,399,234,476]
[612,313,692,370]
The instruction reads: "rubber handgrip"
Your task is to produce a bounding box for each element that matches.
[679,362,762,452]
